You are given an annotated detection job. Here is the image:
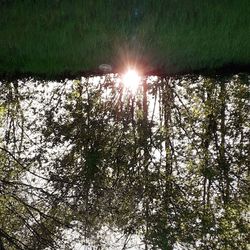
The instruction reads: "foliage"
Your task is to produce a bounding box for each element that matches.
[0,74,249,249]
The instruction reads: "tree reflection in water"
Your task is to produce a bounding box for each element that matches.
[0,74,249,249]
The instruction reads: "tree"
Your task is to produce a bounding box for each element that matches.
[0,74,249,249]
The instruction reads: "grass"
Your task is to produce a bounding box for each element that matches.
[0,0,249,79]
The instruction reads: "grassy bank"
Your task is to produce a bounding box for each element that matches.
[0,0,249,79]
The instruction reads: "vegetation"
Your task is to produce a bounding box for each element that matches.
[0,74,249,249]
[0,0,250,79]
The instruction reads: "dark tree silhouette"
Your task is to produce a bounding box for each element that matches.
[0,74,249,249]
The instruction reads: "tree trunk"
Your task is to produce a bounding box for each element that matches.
[0,237,5,250]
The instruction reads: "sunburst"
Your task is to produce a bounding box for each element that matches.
[122,69,141,93]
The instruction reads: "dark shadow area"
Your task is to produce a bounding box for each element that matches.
[0,0,249,79]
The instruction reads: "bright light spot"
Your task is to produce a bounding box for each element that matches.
[122,69,141,93]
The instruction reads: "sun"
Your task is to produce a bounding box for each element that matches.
[122,69,141,92]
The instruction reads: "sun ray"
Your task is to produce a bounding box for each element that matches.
[122,69,141,93]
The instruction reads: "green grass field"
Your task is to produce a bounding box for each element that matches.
[0,0,250,79]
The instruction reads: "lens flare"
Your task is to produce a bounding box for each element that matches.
[122,69,141,92]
